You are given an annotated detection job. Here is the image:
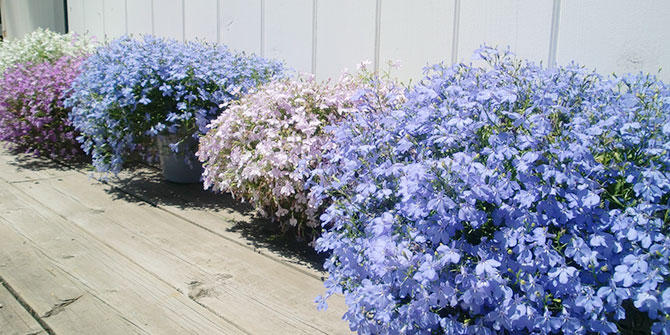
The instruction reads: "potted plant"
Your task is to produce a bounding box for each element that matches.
[65,35,284,182]
[197,65,404,238]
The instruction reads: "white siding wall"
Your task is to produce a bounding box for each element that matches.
[1,0,65,39]
[557,0,670,78]
[315,0,376,79]
[379,0,455,80]
[65,0,670,82]
[458,0,554,64]
[264,0,313,73]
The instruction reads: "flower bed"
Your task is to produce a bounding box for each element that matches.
[65,35,284,173]
[313,48,670,334]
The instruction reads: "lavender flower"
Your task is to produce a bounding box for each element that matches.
[0,56,85,160]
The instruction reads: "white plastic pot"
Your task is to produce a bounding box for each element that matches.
[156,134,203,183]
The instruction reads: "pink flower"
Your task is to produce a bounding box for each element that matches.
[197,71,404,237]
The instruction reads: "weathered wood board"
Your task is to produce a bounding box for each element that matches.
[0,282,45,335]
[0,180,244,334]
[0,219,145,334]
[9,172,349,334]
[0,149,351,334]
[107,167,325,279]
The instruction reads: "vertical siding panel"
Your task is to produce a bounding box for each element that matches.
[2,0,65,38]
[126,0,152,36]
[49,0,67,34]
[52,0,67,33]
[264,0,313,73]
[67,0,86,35]
[103,0,127,40]
[83,0,105,39]
[219,0,261,54]
[458,0,553,64]
[379,0,455,82]
[315,0,375,80]
[152,0,184,40]
[184,0,218,42]
[558,0,670,82]
[546,0,561,67]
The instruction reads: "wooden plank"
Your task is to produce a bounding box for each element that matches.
[379,0,455,82]
[109,167,326,279]
[0,151,77,183]
[152,0,184,40]
[558,0,670,81]
[0,180,245,334]
[126,0,153,36]
[103,0,127,40]
[220,0,262,54]
[0,283,45,335]
[0,221,144,334]
[264,0,313,73]
[458,0,553,64]
[13,172,351,334]
[315,0,376,80]
[184,0,218,42]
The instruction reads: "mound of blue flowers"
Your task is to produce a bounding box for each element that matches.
[312,48,669,334]
[65,35,284,173]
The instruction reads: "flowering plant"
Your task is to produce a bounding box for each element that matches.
[0,28,95,76]
[313,48,670,334]
[65,35,284,173]
[197,68,403,236]
[0,55,85,160]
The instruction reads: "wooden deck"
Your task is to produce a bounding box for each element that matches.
[0,148,350,334]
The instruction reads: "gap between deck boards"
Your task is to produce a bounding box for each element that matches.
[0,150,350,334]
[0,275,52,335]
[54,156,326,281]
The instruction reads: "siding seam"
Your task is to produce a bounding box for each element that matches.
[260,0,265,57]
[124,0,128,35]
[181,0,185,41]
[311,0,318,75]
[101,0,106,39]
[81,0,86,34]
[216,0,221,43]
[548,0,561,67]
[451,0,461,64]
[374,0,382,73]
[150,0,155,34]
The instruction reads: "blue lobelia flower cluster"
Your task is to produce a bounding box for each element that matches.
[311,47,670,334]
[65,35,284,173]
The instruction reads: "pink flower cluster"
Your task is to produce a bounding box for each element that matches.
[0,56,84,160]
[198,72,399,236]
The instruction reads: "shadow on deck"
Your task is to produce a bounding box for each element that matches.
[91,162,327,272]
[0,148,350,334]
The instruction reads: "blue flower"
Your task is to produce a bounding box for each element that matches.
[548,266,577,285]
[311,47,670,333]
[475,259,501,278]
[65,35,285,173]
